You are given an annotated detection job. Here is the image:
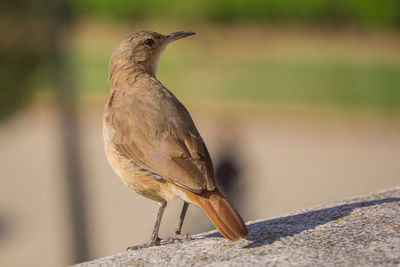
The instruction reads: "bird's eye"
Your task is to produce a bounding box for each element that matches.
[144,38,155,47]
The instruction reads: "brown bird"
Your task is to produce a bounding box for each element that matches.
[103,30,248,249]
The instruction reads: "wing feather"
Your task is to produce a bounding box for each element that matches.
[105,84,216,193]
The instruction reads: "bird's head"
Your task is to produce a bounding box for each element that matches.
[109,30,195,82]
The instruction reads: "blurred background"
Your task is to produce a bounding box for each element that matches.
[1,0,400,265]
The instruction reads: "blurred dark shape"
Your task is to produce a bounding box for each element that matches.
[1,0,90,264]
[0,1,47,121]
[0,214,10,243]
[215,148,244,204]
[44,0,90,264]
[69,0,400,28]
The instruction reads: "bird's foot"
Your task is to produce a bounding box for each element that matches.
[126,234,192,250]
[126,237,161,251]
[159,233,193,245]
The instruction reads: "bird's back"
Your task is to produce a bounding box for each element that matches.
[103,73,217,195]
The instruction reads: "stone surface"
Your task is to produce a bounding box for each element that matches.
[77,186,400,266]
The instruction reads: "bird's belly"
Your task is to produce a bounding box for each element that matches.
[103,137,177,203]
[125,172,178,203]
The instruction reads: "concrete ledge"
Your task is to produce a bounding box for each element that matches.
[77,186,400,266]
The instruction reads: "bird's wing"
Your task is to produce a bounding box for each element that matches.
[105,88,217,193]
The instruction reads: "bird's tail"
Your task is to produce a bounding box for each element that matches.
[189,190,248,241]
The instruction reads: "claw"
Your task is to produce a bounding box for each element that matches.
[126,237,161,251]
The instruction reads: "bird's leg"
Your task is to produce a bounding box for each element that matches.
[159,202,192,245]
[127,202,167,250]
[175,201,189,235]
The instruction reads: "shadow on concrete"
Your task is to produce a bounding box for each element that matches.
[205,197,400,248]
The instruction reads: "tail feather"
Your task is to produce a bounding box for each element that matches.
[190,190,248,241]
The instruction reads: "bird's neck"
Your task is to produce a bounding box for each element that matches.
[109,61,157,89]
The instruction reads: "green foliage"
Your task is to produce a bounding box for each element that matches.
[0,0,47,121]
[69,0,400,27]
[69,38,400,111]
[0,51,41,120]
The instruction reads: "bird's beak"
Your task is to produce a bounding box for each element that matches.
[165,31,195,44]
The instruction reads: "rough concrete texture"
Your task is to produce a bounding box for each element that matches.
[77,186,400,266]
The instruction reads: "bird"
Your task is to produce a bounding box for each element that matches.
[103,30,249,249]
